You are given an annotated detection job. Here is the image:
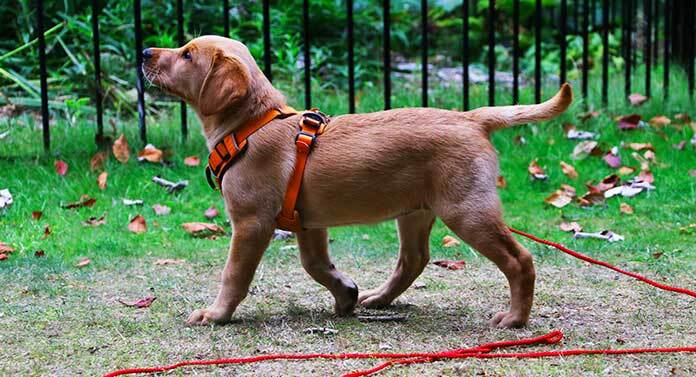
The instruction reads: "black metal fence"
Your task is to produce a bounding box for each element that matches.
[32,0,696,151]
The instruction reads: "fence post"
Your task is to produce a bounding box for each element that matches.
[624,0,633,99]
[560,0,567,86]
[645,0,652,98]
[223,0,229,38]
[664,0,670,99]
[134,0,146,144]
[263,0,272,81]
[347,0,355,113]
[91,0,104,143]
[421,0,428,107]
[488,0,495,106]
[462,0,469,110]
[602,0,609,105]
[37,0,50,151]
[303,0,311,109]
[534,0,541,103]
[177,0,187,141]
[383,0,391,110]
[688,0,695,97]
[513,0,520,103]
[582,0,589,99]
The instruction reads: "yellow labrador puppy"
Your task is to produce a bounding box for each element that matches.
[142,36,572,328]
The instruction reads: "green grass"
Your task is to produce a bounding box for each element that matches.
[0,66,695,376]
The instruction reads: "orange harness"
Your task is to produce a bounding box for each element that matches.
[205,106,328,232]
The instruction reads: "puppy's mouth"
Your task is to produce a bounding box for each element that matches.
[142,64,163,88]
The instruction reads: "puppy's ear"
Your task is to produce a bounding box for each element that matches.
[197,51,249,116]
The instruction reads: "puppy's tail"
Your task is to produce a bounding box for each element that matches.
[468,83,573,133]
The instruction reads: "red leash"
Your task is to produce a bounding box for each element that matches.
[103,228,696,377]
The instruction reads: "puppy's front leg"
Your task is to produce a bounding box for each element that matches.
[187,220,274,326]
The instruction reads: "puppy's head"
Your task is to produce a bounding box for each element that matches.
[142,36,255,116]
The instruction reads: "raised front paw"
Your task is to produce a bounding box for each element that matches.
[186,306,232,326]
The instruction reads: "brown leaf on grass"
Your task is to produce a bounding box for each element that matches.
[528,159,547,180]
[578,185,605,206]
[618,166,636,175]
[97,171,108,190]
[204,206,219,220]
[603,151,622,168]
[496,175,507,188]
[628,93,648,106]
[182,222,226,238]
[61,195,96,209]
[597,174,620,191]
[154,258,186,265]
[432,260,466,270]
[90,151,108,171]
[82,213,106,227]
[560,161,578,179]
[54,160,68,176]
[112,134,130,163]
[118,296,156,309]
[128,215,147,234]
[631,152,651,171]
[577,110,599,122]
[571,141,600,160]
[75,258,91,268]
[674,113,691,123]
[32,211,43,220]
[544,190,573,208]
[0,254,7,261]
[620,203,634,214]
[559,222,582,233]
[648,115,671,127]
[441,235,461,248]
[690,169,696,177]
[41,225,51,239]
[137,144,163,163]
[626,143,654,151]
[152,204,171,216]
[673,141,686,150]
[637,170,654,184]
[0,242,15,253]
[34,250,45,257]
[643,150,656,161]
[617,114,641,130]
[184,156,201,167]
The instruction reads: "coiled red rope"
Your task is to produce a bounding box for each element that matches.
[103,227,696,377]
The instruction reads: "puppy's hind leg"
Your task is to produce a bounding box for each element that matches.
[297,228,358,316]
[359,209,435,308]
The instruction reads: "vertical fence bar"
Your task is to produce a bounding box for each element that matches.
[303,0,311,109]
[574,0,579,31]
[624,0,632,99]
[347,0,355,113]
[663,0,670,99]
[653,0,659,65]
[590,0,596,25]
[91,0,103,141]
[645,0,652,98]
[134,0,146,143]
[534,0,541,103]
[631,0,637,67]
[421,0,428,107]
[37,0,50,151]
[223,0,229,38]
[582,0,589,98]
[383,0,391,110]
[462,0,469,110]
[488,0,495,106]
[512,0,519,103]
[262,0,272,81]
[560,0,567,86]
[688,0,695,97]
[602,0,609,105]
[177,0,187,140]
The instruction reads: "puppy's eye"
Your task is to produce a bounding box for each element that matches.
[182,51,192,60]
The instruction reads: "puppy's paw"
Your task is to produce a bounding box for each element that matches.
[334,279,359,316]
[490,311,527,328]
[358,289,392,309]
[186,307,231,326]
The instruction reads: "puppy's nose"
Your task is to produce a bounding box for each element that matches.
[142,48,153,61]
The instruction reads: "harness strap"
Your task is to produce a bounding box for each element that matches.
[276,110,328,232]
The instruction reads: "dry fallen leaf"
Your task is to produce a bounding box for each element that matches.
[544,185,576,209]
[574,230,625,242]
[90,150,108,171]
[204,206,219,220]
[118,296,156,308]
[617,114,641,130]
[61,195,96,209]
[578,185,605,206]
[643,150,656,161]
[673,141,686,150]
[32,211,43,220]
[619,203,634,214]
[528,159,547,180]
[560,161,578,179]
[571,141,599,160]
[137,144,163,163]
[626,142,654,151]
[122,199,144,206]
[432,260,466,270]
[34,250,45,257]
[628,93,648,106]
[154,258,186,265]
[41,225,51,240]
[0,254,7,261]
[113,133,130,163]
[152,204,171,216]
[559,222,582,233]
[184,156,201,167]
[54,160,68,176]
[637,169,654,184]
[674,113,691,123]
[182,222,226,238]
[0,189,12,209]
[75,258,91,268]
[97,171,108,190]
[603,150,622,168]
[128,215,147,234]
[496,175,507,188]
[618,166,636,176]
[597,174,620,191]
[0,242,15,253]
[648,115,671,127]
[82,213,106,227]
[442,235,461,248]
